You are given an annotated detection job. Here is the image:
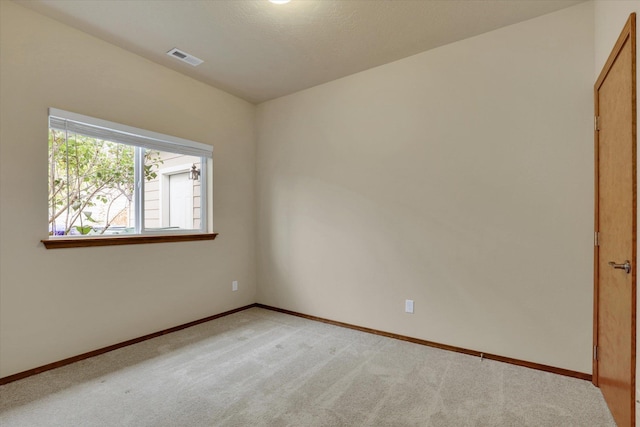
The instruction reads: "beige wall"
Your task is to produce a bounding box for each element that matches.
[594,0,640,420]
[1,0,623,385]
[256,2,595,373]
[0,1,257,377]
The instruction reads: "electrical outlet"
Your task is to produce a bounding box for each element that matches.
[405,299,414,314]
[232,281,238,291]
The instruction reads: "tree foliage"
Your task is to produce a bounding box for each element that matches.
[48,130,162,235]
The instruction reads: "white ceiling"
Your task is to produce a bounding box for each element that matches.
[16,0,585,104]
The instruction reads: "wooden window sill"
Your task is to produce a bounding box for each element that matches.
[41,233,218,249]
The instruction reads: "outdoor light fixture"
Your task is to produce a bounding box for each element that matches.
[189,164,201,181]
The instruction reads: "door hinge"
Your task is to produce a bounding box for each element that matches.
[594,231,599,247]
[595,116,600,131]
[594,345,598,360]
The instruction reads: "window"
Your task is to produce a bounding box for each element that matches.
[47,108,212,240]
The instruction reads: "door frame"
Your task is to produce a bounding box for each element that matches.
[593,11,637,420]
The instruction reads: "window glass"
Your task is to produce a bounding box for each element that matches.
[49,129,138,236]
[143,151,202,232]
[48,109,211,237]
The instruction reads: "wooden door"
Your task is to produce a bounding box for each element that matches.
[594,13,637,427]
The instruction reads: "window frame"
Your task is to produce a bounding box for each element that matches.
[45,108,214,247]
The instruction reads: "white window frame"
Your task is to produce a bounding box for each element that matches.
[48,108,212,238]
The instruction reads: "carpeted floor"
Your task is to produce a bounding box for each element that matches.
[0,307,615,426]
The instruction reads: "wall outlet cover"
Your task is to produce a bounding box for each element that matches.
[405,299,414,314]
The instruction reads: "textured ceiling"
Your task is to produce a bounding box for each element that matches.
[16,0,585,104]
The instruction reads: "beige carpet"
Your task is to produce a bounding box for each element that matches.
[0,307,615,426]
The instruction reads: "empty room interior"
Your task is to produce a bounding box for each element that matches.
[0,0,639,425]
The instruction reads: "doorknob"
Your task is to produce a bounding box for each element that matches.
[608,260,632,274]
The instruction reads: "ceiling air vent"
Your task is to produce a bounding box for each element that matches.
[166,48,204,67]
